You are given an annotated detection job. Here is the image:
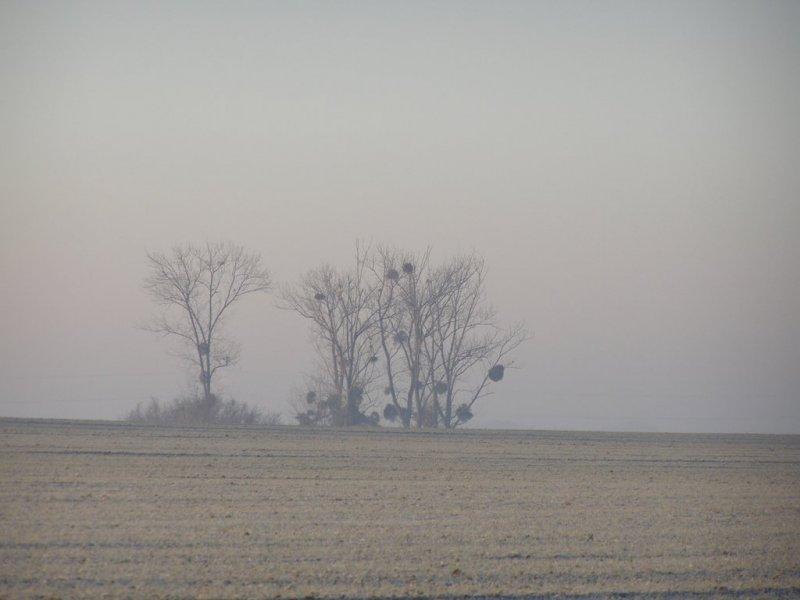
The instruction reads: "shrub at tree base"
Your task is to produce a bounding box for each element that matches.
[126,394,281,427]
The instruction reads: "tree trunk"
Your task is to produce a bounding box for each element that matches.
[444,388,454,429]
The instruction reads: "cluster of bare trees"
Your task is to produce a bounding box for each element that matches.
[282,245,527,429]
[142,241,526,429]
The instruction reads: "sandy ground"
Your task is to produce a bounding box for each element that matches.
[0,418,799,599]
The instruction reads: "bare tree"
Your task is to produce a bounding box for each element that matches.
[370,246,440,428]
[371,248,528,429]
[144,242,271,399]
[426,254,528,428]
[281,245,382,426]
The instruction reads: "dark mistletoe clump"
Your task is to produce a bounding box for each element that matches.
[488,364,505,382]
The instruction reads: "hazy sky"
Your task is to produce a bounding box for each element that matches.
[2,1,799,433]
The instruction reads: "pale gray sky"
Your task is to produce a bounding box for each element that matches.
[1,1,799,432]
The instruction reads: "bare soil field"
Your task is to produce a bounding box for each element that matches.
[1,418,799,599]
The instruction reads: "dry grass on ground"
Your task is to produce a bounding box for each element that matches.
[1,418,799,599]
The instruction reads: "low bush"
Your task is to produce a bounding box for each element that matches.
[126,394,281,427]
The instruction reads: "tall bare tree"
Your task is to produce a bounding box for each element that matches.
[372,248,528,429]
[370,246,440,428]
[144,242,271,399]
[426,254,528,428]
[282,245,382,426]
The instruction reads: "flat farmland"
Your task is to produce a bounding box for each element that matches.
[1,419,799,599]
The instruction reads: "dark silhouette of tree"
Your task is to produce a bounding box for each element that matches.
[144,241,271,399]
[281,244,381,426]
[425,254,528,428]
